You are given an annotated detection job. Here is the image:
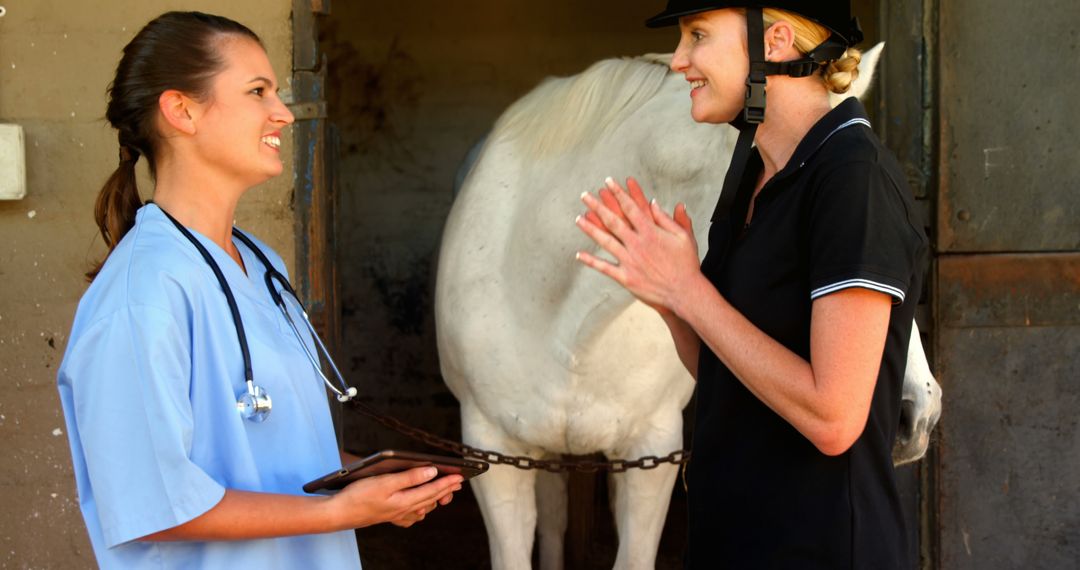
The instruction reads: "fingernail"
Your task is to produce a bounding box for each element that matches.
[575,214,582,224]
[580,191,589,200]
[604,176,616,188]
[426,467,438,478]
[575,252,581,260]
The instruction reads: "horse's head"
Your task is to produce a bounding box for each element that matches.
[893,321,943,465]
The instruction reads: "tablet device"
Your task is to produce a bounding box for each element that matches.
[303,450,489,494]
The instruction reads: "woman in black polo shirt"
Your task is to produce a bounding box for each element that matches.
[575,1,928,568]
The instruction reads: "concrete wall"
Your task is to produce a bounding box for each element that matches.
[0,1,293,566]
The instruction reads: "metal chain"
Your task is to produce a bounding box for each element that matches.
[344,399,691,473]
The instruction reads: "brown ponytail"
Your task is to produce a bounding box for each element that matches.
[86,11,262,281]
[86,149,142,280]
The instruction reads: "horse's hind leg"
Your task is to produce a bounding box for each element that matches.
[536,470,568,570]
[609,420,682,570]
[462,402,539,570]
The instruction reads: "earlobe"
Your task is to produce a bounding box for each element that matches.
[158,90,198,136]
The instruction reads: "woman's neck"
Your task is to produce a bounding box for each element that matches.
[152,158,246,259]
[753,79,832,183]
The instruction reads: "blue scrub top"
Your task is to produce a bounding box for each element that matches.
[57,204,361,569]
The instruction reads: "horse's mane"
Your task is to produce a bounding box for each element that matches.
[492,55,673,157]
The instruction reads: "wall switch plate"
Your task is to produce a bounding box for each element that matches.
[0,124,27,200]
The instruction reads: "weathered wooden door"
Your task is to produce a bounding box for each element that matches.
[290,0,343,435]
[865,0,938,565]
[290,0,338,354]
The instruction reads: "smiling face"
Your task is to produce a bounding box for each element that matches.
[188,35,294,188]
[670,9,750,124]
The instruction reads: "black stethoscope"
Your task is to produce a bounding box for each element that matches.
[157,205,357,423]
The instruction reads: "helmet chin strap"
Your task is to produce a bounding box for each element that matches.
[712,6,766,222]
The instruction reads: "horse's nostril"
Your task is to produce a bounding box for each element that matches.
[898,400,916,440]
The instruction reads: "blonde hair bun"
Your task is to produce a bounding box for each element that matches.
[823,48,862,94]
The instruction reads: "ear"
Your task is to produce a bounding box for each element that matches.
[850,42,884,100]
[763,21,797,61]
[158,90,197,135]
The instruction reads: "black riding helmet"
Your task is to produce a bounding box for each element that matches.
[645,1,863,220]
[647,0,861,42]
[647,0,862,119]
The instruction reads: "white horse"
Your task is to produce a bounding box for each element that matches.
[435,44,941,570]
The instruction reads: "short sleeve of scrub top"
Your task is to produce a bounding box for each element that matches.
[60,304,225,547]
[806,160,925,304]
[57,205,361,569]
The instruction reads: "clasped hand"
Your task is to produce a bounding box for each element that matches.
[575,177,700,314]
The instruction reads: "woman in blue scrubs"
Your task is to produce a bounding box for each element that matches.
[56,12,461,568]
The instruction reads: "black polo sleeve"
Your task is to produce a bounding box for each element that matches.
[807,160,924,304]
